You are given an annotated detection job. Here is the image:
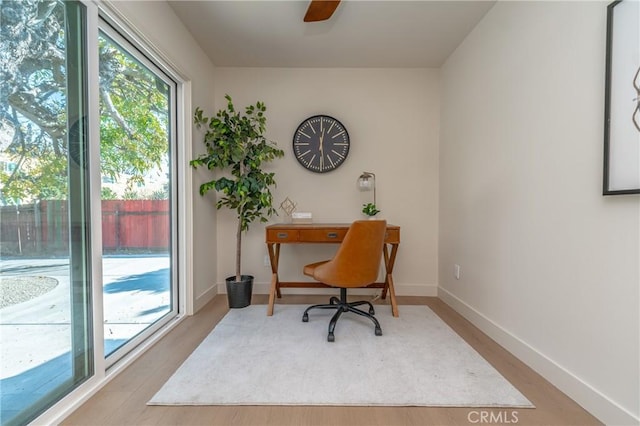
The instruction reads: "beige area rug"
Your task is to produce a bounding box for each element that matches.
[148,305,533,407]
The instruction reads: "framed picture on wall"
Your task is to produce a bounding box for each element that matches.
[603,0,640,195]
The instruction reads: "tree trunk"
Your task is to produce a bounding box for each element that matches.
[235,215,242,282]
[235,162,246,282]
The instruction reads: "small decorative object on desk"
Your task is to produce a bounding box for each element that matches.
[292,211,313,224]
[362,202,381,218]
[279,197,297,221]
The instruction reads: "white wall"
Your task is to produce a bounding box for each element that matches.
[106,1,219,310]
[439,2,639,425]
[211,68,439,296]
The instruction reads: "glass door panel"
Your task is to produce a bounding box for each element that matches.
[97,27,177,361]
[0,1,93,425]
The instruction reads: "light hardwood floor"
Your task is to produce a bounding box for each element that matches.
[62,295,602,426]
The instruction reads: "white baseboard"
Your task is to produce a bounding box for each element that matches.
[194,284,218,313]
[438,286,639,426]
[218,281,437,297]
[395,283,438,297]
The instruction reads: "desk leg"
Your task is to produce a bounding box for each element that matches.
[267,243,279,316]
[381,247,390,301]
[382,243,400,317]
[387,273,399,317]
[275,244,281,298]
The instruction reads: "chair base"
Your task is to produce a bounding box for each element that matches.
[302,288,382,342]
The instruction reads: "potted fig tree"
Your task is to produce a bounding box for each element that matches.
[191,95,284,308]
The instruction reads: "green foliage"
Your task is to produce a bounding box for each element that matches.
[98,34,169,188]
[148,187,169,200]
[101,187,118,200]
[362,203,381,216]
[0,1,169,204]
[122,189,141,200]
[191,95,284,279]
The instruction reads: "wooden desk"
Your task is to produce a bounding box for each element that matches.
[265,223,400,317]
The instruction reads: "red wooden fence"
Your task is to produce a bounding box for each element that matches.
[101,200,170,251]
[0,200,169,256]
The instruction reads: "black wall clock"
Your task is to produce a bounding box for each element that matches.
[293,115,350,173]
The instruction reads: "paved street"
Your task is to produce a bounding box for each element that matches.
[0,255,171,419]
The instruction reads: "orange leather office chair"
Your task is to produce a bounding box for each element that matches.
[302,220,387,342]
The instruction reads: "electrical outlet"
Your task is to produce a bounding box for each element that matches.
[454,264,461,280]
[264,255,270,267]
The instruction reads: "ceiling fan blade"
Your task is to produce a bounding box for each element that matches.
[304,0,341,22]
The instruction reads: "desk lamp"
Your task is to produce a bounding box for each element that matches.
[358,171,376,205]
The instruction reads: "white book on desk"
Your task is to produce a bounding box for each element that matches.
[291,212,312,223]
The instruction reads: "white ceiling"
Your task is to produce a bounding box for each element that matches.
[167,0,496,68]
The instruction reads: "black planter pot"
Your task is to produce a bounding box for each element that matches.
[225,275,253,308]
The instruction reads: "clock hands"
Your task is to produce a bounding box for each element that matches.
[318,128,325,171]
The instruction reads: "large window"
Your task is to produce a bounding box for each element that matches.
[0,1,182,424]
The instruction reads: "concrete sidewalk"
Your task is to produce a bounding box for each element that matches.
[0,255,171,420]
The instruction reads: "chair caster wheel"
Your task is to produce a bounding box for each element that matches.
[375,327,382,336]
[369,307,375,315]
[327,333,335,342]
[302,313,309,322]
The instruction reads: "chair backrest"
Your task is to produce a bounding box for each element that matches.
[312,220,387,288]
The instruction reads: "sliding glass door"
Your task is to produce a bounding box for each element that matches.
[0,1,182,423]
[0,2,93,424]
[98,24,178,363]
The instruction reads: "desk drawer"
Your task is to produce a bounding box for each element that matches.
[267,229,299,242]
[299,229,346,242]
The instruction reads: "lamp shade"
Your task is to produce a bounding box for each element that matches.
[357,171,376,205]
